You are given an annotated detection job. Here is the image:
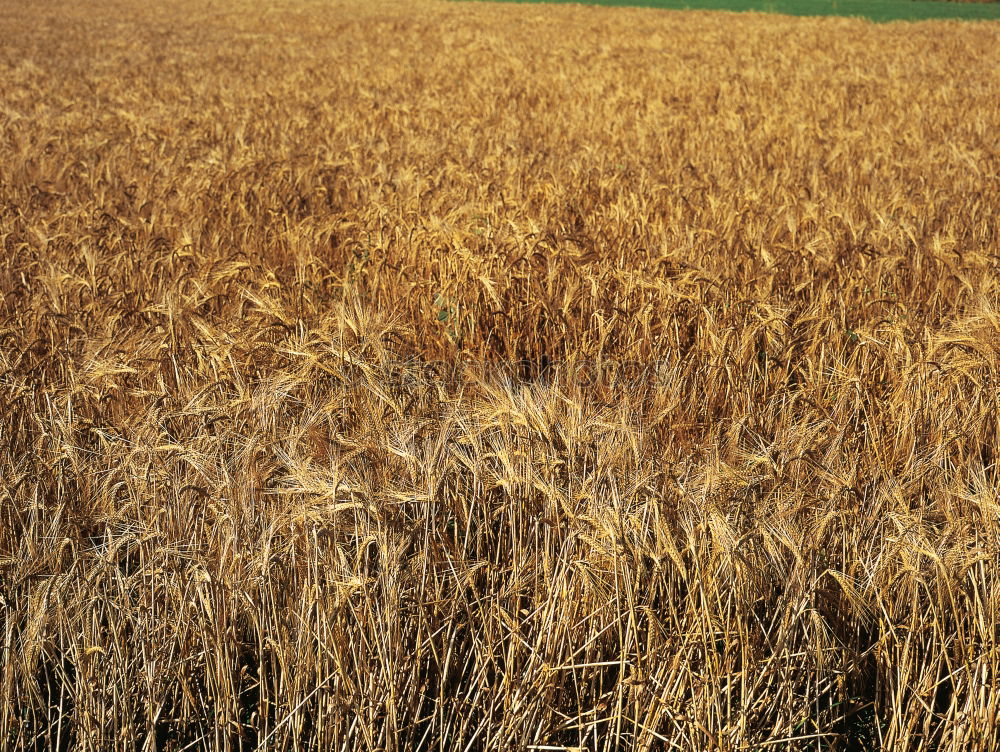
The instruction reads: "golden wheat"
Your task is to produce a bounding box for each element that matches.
[1,0,999,749]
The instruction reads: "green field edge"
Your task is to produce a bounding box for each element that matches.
[457,0,1000,22]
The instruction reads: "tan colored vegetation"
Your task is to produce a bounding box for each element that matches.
[2,0,1000,749]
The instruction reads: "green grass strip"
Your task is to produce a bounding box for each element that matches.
[464,0,1000,22]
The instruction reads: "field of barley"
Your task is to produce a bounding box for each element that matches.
[2,0,999,749]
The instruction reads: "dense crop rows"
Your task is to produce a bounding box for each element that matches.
[2,0,999,749]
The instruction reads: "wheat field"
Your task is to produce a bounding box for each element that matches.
[2,0,999,749]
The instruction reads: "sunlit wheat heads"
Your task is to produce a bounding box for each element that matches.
[1,0,999,749]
